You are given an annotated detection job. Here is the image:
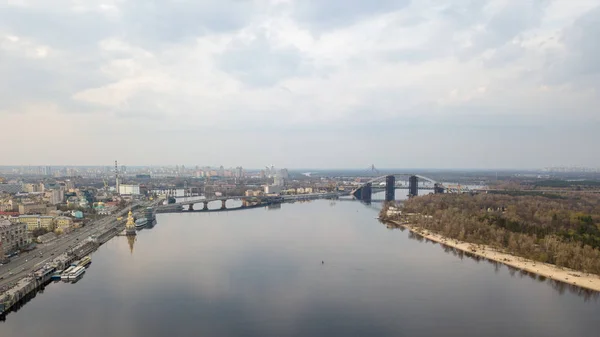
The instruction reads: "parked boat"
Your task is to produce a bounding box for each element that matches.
[68,266,86,280]
[51,270,63,281]
[78,256,92,267]
[61,266,75,281]
[135,217,147,228]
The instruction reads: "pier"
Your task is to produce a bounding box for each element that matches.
[1,203,157,318]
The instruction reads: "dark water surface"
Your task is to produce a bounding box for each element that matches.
[2,200,599,336]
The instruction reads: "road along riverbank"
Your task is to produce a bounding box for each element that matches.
[381,218,600,292]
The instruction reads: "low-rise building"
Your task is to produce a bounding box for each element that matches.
[37,232,57,244]
[0,219,30,256]
[18,203,55,215]
[54,215,74,234]
[0,199,17,212]
[97,206,117,215]
[54,216,73,229]
[245,190,263,197]
[18,215,56,232]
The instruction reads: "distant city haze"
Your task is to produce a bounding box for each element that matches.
[1,1,599,168]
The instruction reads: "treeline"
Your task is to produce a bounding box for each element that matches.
[386,193,600,274]
[533,180,600,188]
[488,190,567,199]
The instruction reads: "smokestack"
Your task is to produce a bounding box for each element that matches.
[115,160,120,194]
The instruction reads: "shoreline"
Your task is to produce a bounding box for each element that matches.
[383,218,600,293]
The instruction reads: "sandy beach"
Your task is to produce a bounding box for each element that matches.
[384,219,600,292]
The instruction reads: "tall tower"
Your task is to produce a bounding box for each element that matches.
[115,160,120,194]
[125,209,136,236]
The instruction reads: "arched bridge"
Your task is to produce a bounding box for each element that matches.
[351,174,445,202]
[156,195,284,213]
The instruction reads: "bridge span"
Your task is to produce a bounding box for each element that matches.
[156,193,340,213]
[351,174,446,203]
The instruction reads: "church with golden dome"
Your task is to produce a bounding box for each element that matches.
[125,209,137,236]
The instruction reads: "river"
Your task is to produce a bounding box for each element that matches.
[1,198,599,336]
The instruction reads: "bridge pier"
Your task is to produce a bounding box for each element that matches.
[360,183,372,203]
[409,176,418,198]
[385,175,395,202]
[221,200,227,210]
[352,182,372,203]
[202,201,209,211]
[188,204,194,211]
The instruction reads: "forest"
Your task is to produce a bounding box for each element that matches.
[385,193,600,275]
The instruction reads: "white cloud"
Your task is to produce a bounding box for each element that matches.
[0,0,599,167]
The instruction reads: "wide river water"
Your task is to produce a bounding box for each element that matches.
[2,197,599,336]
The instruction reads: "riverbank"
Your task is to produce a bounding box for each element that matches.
[383,218,600,292]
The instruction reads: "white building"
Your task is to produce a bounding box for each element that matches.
[119,184,141,195]
[49,189,64,205]
[264,185,282,195]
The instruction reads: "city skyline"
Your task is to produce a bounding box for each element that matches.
[1,1,599,168]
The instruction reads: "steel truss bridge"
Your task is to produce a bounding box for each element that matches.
[351,174,447,203]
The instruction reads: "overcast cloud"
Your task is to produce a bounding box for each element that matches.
[1,0,599,169]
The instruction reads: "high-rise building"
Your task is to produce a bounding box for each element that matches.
[279,169,289,179]
[52,189,64,204]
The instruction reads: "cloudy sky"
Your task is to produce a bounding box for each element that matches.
[1,0,598,169]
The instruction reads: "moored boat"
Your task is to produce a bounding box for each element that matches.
[135,217,147,228]
[78,256,92,267]
[68,266,86,280]
[61,266,75,281]
[51,270,63,281]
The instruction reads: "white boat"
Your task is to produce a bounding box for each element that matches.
[68,266,86,280]
[135,217,147,228]
[61,266,75,281]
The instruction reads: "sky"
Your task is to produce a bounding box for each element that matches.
[0,0,599,169]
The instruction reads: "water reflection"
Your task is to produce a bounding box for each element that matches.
[126,235,137,254]
[1,200,599,337]
[266,203,281,211]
